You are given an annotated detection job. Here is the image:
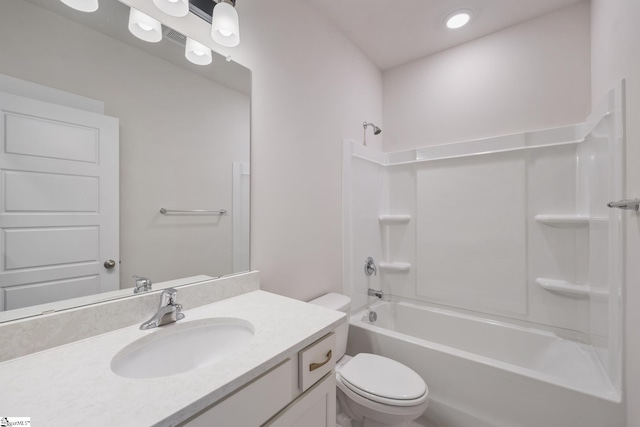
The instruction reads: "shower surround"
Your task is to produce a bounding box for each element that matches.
[342,84,625,426]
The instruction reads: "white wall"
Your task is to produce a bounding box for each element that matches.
[382,1,591,152]
[591,0,640,425]
[7,0,383,302]
[0,0,250,286]
[213,0,384,300]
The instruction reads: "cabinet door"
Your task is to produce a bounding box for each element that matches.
[181,359,293,427]
[265,372,336,427]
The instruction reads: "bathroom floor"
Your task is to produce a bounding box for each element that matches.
[414,417,446,427]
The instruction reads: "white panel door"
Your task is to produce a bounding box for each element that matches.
[0,92,119,311]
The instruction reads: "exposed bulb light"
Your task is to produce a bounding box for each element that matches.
[128,8,162,43]
[445,10,472,29]
[60,0,99,13]
[152,0,188,17]
[211,1,240,47]
[185,37,212,66]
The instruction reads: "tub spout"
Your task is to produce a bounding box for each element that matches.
[368,288,383,299]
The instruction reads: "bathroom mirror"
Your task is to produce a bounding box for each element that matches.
[0,0,251,322]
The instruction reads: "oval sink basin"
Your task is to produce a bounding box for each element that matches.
[111,318,254,379]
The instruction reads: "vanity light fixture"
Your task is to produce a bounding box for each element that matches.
[128,7,163,43]
[185,37,213,65]
[153,0,189,18]
[445,9,473,29]
[211,0,240,47]
[59,0,98,13]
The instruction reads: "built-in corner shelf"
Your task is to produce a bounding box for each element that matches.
[534,215,590,227]
[379,262,412,272]
[379,214,411,224]
[535,278,589,298]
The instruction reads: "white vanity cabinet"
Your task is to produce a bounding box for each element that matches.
[264,373,336,427]
[180,333,337,427]
[0,290,346,427]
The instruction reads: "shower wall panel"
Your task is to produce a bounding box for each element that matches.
[379,164,417,301]
[342,142,385,311]
[415,152,528,315]
[526,145,590,334]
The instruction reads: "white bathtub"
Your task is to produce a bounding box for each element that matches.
[346,300,623,427]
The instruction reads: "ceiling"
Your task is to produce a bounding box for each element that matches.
[306,0,584,70]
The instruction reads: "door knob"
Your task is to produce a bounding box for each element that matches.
[104,259,116,269]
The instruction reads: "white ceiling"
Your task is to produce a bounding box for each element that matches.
[306,0,584,70]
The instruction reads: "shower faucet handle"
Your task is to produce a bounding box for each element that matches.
[364,257,377,276]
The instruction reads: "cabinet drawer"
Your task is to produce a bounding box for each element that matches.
[299,333,336,392]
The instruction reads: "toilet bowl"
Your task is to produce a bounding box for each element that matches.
[309,293,429,427]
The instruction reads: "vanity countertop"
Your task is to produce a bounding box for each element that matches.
[0,290,345,426]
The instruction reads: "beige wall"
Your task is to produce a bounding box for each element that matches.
[0,0,250,286]
[591,0,640,425]
[382,2,591,152]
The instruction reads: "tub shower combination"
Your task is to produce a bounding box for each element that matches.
[342,85,626,427]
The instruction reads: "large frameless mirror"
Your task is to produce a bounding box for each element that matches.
[0,0,251,322]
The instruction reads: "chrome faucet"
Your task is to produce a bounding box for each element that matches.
[368,288,383,299]
[140,288,185,330]
[133,275,152,294]
[364,257,377,276]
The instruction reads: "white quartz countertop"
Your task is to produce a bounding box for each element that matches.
[0,290,345,426]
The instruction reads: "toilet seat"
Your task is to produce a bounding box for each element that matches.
[338,353,428,407]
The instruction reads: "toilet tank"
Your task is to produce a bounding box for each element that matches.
[308,293,351,360]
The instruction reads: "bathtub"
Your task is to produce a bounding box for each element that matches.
[346,300,623,427]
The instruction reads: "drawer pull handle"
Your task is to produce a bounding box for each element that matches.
[309,350,332,372]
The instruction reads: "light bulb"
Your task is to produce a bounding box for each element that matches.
[185,37,212,66]
[128,8,162,43]
[60,0,99,13]
[211,2,240,47]
[152,0,189,17]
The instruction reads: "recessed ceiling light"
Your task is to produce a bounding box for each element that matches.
[445,9,472,29]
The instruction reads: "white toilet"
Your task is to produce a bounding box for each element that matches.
[309,293,429,427]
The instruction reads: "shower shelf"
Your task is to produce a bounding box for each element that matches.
[534,214,607,227]
[379,262,411,272]
[379,214,411,224]
[535,278,589,298]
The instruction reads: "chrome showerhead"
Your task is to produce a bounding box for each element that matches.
[363,121,382,147]
[363,121,382,135]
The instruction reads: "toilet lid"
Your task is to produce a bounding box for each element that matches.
[339,353,426,401]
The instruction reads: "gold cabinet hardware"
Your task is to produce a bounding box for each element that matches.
[309,350,332,372]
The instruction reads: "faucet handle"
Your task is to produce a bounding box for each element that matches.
[364,257,377,276]
[133,275,153,294]
[160,288,179,307]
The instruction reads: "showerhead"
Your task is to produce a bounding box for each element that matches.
[362,121,382,147]
[363,121,382,135]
